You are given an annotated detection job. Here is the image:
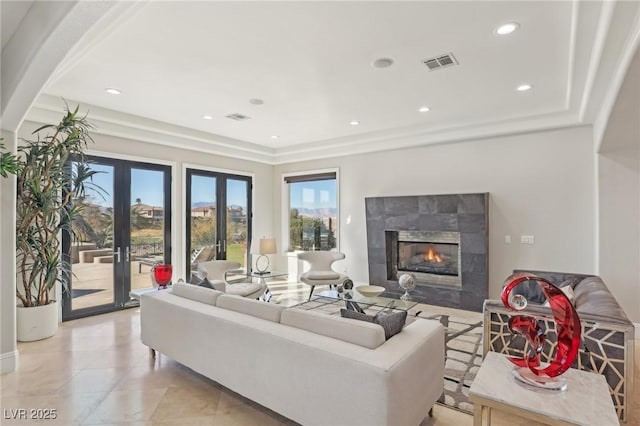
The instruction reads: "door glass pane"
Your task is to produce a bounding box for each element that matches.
[71,163,115,310]
[190,175,217,278]
[226,179,249,268]
[130,168,167,291]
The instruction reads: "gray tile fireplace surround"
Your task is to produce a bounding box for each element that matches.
[365,193,488,312]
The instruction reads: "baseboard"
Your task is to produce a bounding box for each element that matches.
[635,323,640,340]
[0,350,18,374]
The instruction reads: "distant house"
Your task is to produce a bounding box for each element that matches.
[227,205,246,223]
[133,203,164,220]
[191,205,216,218]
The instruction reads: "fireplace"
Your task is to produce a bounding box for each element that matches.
[388,231,462,287]
[396,231,462,287]
[366,193,488,311]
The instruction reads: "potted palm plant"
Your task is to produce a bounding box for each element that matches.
[0,141,19,177]
[6,105,99,341]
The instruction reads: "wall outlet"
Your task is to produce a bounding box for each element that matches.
[520,235,535,244]
[504,235,511,244]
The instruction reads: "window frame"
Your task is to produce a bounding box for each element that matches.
[281,168,340,252]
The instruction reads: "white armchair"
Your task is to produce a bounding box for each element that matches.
[196,260,267,299]
[298,251,349,300]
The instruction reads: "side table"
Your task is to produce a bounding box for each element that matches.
[469,351,618,426]
[129,286,171,301]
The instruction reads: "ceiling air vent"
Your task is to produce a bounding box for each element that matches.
[423,53,458,71]
[225,113,251,121]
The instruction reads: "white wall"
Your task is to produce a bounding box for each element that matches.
[598,149,640,323]
[18,121,274,282]
[0,129,18,373]
[597,47,640,323]
[274,126,596,299]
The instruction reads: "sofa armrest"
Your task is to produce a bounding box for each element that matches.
[483,299,634,422]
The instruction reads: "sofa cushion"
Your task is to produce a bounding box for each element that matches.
[573,276,630,321]
[197,277,225,292]
[281,308,385,349]
[225,282,264,297]
[171,282,223,305]
[216,294,286,323]
[340,309,407,340]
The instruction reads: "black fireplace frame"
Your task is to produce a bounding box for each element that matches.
[387,230,462,287]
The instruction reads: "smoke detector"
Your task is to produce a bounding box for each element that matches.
[225,113,251,121]
[423,53,458,71]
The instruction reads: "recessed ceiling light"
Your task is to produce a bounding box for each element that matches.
[495,22,519,35]
[105,88,121,95]
[350,120,360,126]
[202,115,213,120]
[249,98,264,105]
[516,84,532,92]
[372,58,394,68]
[271,135,279,139]
[418,106,431,113]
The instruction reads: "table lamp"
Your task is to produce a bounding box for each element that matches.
[254,237,277,274]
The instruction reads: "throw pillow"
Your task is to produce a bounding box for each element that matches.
[375,311,407,340]
[340,308,407,340]
[542,284,575,307]
[341,308,374,323]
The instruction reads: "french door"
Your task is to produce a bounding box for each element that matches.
[62,157,171,320]
[186,169,252,281]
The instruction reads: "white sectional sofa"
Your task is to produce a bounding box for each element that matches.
[141,283,445,426]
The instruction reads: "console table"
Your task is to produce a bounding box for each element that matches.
[469,352,618,426]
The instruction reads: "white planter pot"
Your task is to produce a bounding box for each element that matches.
[16,301,59,342]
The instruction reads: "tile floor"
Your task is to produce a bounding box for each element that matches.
[1,284,638,425]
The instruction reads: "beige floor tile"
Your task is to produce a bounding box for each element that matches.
[151,386,220,421]
[0,368,78,397]
[1,392,108,425]
[151,415,215,425]
[80,422,150,426]
[58,368,126,395]
[81,388,167,425]
[212,405,282,426]
[420,405,472,425]
[113,360,207,392]
[65,348,147,370]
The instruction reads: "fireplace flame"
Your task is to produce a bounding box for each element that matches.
[425,247,443,263]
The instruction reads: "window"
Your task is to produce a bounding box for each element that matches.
[284,171,338,251]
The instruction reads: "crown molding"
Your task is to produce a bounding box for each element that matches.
[30,94,588,165]
[30,94,278,164]
[272,110,583,164]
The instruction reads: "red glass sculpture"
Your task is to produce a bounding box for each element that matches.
[151,264,172,289]
[501,272,581,390]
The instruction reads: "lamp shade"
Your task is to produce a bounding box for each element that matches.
[259,238,277,255]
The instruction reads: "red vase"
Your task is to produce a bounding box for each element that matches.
[152,264,172,289]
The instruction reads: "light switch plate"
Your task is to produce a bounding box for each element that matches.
[520,235,535,244]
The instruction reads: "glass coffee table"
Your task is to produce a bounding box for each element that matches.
[311,289,419,313]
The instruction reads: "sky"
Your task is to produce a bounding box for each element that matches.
[85,165,248,209]
[86,166,166,207]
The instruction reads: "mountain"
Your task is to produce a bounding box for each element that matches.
[293,208,337,218]
[192,201,216,208]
